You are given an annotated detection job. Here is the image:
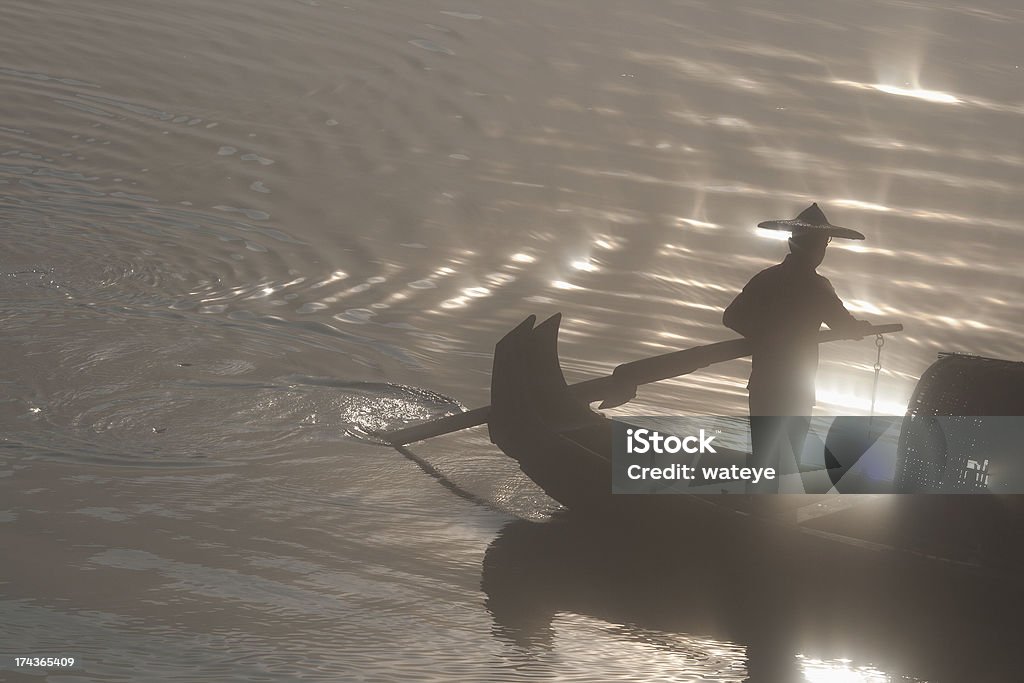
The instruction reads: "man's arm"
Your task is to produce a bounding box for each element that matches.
[723,279,760,338]
[819,277,872,336]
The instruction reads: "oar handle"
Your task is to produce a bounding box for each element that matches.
[379,322,904,445]
[380,405,491,444]
[612,323,904,388]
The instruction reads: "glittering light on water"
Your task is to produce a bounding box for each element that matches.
[547,613,748,681]
[312,270,348,288]
[845,299,884,315]
[755,227,790,240]
[571,259,599,272]
[831,79,960,104]
[830,199,891,212]
[712,115,751,128]
[833,243,895,256]
[649,272,729,291]
[551,280,582,290]
[245,284,276,299]
[440,296,468,309]
[675,217,720,229]
[511,252,535,263]
[873,84,959,103]
[816,389,908,416]
[485,272,515,286]
[798,655,893,682]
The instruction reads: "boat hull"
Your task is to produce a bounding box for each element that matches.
[486,314,1024,571]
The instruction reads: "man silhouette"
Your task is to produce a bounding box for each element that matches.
[723,203,871,491]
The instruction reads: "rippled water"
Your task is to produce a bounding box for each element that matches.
[2,0,1022,680]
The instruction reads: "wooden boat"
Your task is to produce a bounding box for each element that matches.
[488,313,686,516]
[489,313,824,514]
[486,313,1024,570]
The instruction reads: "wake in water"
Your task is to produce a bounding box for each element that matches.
[283,377,465,442]
[4,370,465,467]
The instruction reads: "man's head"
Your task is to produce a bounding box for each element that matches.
[788,232,830,268]
[760,204,865,263]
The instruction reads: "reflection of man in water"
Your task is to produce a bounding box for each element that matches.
[723,204,871,491]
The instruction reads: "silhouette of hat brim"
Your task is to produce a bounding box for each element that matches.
[758,203,865,240]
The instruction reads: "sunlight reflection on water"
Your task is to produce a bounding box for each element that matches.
[2,0,1022,679]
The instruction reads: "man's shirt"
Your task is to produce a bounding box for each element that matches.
[723,254,859,412]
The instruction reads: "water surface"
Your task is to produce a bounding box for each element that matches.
[2,0,1022,680]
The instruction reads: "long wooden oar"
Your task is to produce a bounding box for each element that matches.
[379,322,903,446]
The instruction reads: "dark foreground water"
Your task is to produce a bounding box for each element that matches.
[2,0,1023,680]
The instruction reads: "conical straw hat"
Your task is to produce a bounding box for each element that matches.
[758,203,865,240]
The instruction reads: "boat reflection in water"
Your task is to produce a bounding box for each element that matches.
[482,509,1022,682]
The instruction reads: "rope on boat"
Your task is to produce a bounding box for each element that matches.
[869,333,885,423]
